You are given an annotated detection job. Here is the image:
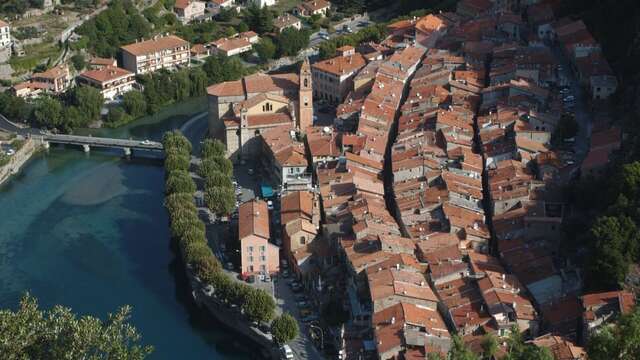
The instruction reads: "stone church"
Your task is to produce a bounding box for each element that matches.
[207,59,314,162]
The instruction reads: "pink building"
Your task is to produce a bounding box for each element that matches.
[239,199,279,275]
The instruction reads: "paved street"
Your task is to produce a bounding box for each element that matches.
[274,275,324,360]
[552,44,593,161]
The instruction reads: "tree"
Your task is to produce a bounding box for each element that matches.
[204,186,236,215]
[205,171,233,189]
[271,313,299,344]
[448,335,479,360]
[0,293,152,359]
[199,156,233,178]
[165,170,196,194]
[123,91,147,118]
[31,96,63,130]
[201,139,227,159]
[164,152,191,173]
[481,333,498,359]
[243,288,276,323]
[587,307,640,360]
[244,4,273,34]
[0,93,29,122]
[276,28,311,57]
[71,53,86,71]
[71,85,104,124]
[203,55,244,84]
[162,130,192,155]
[105,107,130,125]
[585,215,639,290]
[188,67,208,97]
[255,37,277,63]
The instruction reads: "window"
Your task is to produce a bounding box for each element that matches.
[249,265,254,272]
[248,246,253,252]
[249,256,254,262]
[260,265,266,272]
[255,129,260,136]
[260,256,266,261]
[300,236,306,245]
[260,246,265,252]
[304,78,308,87]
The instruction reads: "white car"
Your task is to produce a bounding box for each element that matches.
[140,139,151,145]
[563,96,575,102]
[280,345,294,359]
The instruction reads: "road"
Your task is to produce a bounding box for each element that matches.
[308,14,371,49]
[552,44,592,161]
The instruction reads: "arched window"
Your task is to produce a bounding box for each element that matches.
[300,236,306,245]
[304,78,308,87]
[255,129,260,136]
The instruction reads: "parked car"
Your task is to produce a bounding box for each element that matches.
[248,168,254,176]
[291,283,303,292]
[563,95,575,102]
[294,294,308,302]
[281,269,290,278]
[299,308,313,317]
[280,345,294,360]
[297,300,311,308]
[267,200,274,210]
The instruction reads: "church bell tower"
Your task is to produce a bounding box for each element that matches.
[297,58,313,132]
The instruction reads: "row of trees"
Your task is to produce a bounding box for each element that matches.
[198,139,236,216]
[318,24,387,59]
[162,131,277,325]
[0,293,152,359]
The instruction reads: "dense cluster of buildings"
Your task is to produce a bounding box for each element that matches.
[206,1,636,359]
[10,34,191,101]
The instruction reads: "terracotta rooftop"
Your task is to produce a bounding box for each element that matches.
[121,35,189,56]
[238,199,270,240]
[312,54,367,76]
[79,66,133,83]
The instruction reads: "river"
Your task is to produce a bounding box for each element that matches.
[0,98,258,359]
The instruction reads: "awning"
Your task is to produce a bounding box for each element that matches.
[261,184,274,198]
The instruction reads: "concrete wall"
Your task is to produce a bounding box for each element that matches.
[0,138,40,187]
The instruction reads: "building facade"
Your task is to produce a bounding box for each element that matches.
[312,52,366,104]
[77,66,136,101]
[120,35,190,75]
[238,199,279,275]
[206,59,314,161]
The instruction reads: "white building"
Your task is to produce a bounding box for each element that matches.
[174,0,206,23]
[207,0,235,12]
[0,20,11,50]
[120,35,190,75]
[77,66,136,101]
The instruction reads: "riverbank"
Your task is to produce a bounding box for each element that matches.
[0,138,42,188]
[0,103,261,359]
[184,262,280,360]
